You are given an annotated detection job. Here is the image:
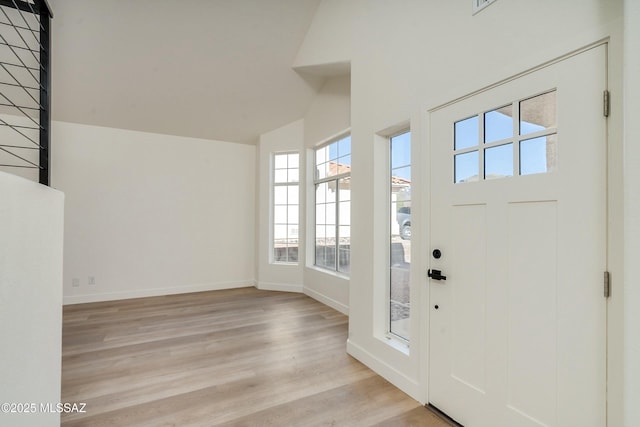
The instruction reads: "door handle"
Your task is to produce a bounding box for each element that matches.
[428,269,447,281]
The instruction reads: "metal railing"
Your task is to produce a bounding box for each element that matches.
[0,0,51,185]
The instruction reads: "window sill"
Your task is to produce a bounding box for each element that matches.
[271,261,299,266]
[306,265,350,280]
[383,333,410,356]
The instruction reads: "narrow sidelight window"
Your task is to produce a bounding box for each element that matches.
[390,131,411,341]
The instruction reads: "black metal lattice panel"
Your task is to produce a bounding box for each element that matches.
[0,0,51,185]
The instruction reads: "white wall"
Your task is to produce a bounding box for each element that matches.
[624,0,640,424]
[294,0,626,416]
[52,121,256,304]
[303,75,351,314]
[304,75,351,146]
[0,172,64,427]
[256,75,351,313]
[293,0,361,74]
[256,76,351,313]
[257,119,305,292]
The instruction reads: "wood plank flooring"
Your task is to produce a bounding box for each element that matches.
[61,288,451,427]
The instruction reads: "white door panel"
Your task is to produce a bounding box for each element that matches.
[429,45,607,427]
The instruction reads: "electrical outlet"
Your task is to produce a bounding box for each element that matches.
[72,278,80,287]
[88,276,96,286]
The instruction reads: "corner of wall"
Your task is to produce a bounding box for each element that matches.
[346,338,422,404]
[292,0,357,71]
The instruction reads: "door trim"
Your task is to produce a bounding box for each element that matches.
[421,41,611,424]
[428,38,610,115]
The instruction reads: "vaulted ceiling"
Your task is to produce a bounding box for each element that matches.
[50,0,324,144]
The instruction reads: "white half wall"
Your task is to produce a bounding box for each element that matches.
[0,172,64,427]
[52,121,256,304]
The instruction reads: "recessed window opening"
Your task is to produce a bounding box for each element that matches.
[272,152,299,263]
[389,130,411,341]
[314,135,351,274]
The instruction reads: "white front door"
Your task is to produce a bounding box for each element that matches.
[428,45,607,427]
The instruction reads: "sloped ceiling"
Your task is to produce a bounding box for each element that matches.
[50,0,323,144]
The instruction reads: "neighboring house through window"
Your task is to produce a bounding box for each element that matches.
[314,135,351,274]
[389,130,411,341]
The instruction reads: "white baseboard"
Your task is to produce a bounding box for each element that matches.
[255,281,303,293]
[303,287,349,315]
[347,338,423,404]
[63,281,254,305]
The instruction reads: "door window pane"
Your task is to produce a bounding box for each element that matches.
[520,134,558,175]
[520,91,557,135]
[484,105,513,143]
[455,151,479,183]
[453,90,557,182]
[453,116,478,150]
[485,143,514,179]
[455,116,479,150]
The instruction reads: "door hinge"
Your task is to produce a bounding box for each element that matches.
[603,90,610,117]
[604,271,611,298]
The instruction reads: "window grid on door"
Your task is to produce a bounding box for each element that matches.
[453,90,557,184]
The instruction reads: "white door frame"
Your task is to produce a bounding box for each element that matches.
[419,39,612,425]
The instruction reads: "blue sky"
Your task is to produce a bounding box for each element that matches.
[328,135,352,164]
[455,110,551,182]
[321,118,549,184]
[391,131,411,180]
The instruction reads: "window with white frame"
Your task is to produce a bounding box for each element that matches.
[389,131,411,341]
[454,90,557,183]
[314,135,351,274]
[273,152,299,263]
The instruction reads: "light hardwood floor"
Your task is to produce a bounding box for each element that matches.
[61,288,451,427]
